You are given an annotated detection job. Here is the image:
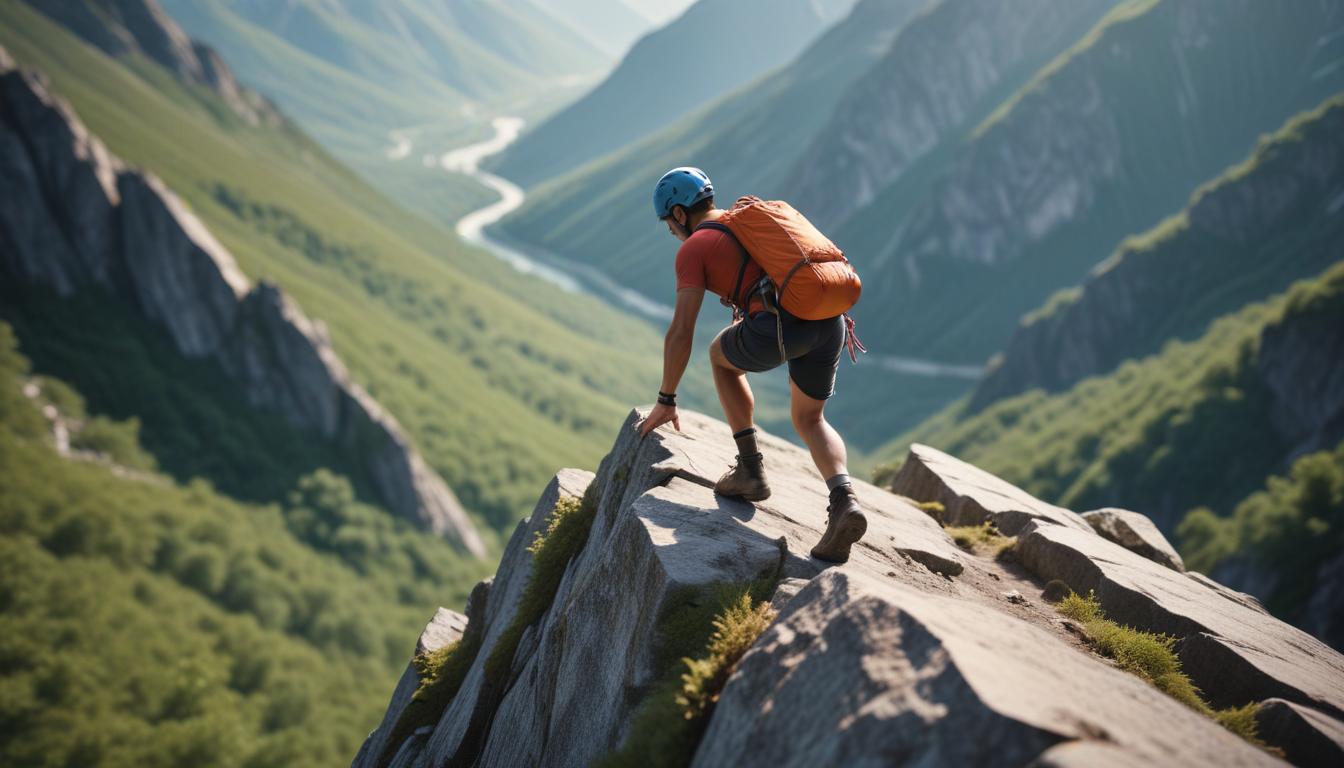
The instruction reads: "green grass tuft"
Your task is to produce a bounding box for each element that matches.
[1056,591,1264,746]
[484,485,599,685]
[596,578,778,768]
[375,629,483,768]
[945,521,1016,557]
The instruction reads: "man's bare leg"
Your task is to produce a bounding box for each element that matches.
[790,377,867,562]
[708,330,770,501]
[788,378,846,479]
[709,329,755,432]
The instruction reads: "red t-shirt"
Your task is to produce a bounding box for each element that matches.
[674,226,766,314]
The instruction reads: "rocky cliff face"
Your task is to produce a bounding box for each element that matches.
[972,96,1344,410]
[847,0,1344,363]
[357,409,1344,767]
[23,0,281,127]
[0,52,484,556]
[789,0,1118,231]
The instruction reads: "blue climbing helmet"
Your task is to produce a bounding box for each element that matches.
[653,167,714,219]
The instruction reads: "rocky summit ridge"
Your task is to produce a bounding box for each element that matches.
[357,408,1344,767]
[0,50,484,556]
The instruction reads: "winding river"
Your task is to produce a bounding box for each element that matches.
[409,118,983,380]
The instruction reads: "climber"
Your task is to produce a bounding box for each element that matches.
[637,167,868,563]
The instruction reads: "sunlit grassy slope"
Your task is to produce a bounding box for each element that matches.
[0,1,673,530]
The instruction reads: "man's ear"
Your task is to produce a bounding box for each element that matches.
[672,206,687,227]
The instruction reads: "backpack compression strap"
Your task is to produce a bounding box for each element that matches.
[696,222,754,314]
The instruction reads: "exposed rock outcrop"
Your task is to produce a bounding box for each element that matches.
[889,442,1092,535]
[361,409,1344,766]
[971,96,1344,410]
[1016,522,1343,719]
[1254,698,1344,768]
[353,608,469,768]
[22,0,281,126]
[0,52,484,556]
[1082,507,1185,572]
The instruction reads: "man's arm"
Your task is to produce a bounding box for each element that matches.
[639,287,704,436]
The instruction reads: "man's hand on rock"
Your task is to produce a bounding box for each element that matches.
[638,402,680,437]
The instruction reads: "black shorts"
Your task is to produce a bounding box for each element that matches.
[720,311,844,401]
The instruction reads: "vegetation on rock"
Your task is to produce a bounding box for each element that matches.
[485,486,600,685]
[596,578,778,768]
[1056,591,1263,745]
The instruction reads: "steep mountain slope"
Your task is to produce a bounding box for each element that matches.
[621,0,694,24]
[0,52,484,553]
[491,0,861,188]
[355,407,1344,765]
[1181,439,1344,648]
[0,1,667,530]
[531,0,657,59]
[496,0,932,298]
[972,95,1344,410]
[874,257,1344,541]
[839,0,1344,364]
[787,0,1121,231]
[0,325,492,767]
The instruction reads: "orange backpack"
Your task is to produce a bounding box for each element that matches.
[699,196,867,363]
[700,196,862,321]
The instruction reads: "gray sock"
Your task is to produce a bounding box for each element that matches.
[733,427,760,458]
[825,473,851,492]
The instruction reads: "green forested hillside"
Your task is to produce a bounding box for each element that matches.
[156,0,613,225]
[972,94,1344,409]
[0,323,491,767]
[872,258,1344,536]
[0,1,671,530]
[1180,440,1344,625]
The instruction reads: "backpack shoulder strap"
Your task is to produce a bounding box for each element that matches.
[696,221,753,311]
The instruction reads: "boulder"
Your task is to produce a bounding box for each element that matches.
[1082,508,1185,571]
[889,443,1093,534]
[1254,698,1344,768]
[351,608,468,768]
[1016,522,1344,718]
[695,570,1277,767]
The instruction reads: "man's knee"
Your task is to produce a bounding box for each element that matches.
[791,405,823,432]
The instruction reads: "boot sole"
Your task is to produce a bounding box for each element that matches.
[714,486,772,502]
[812,511,868,563]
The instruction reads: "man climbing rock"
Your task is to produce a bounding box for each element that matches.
[637,167,868,563]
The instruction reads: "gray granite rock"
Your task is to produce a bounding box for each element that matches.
[0,54,482,554]
[695,570,1278,768]
[1254,698,1344,768]
[416,469,595,766]
[1016,521,1344,718]
[351,609,468,768]
[415,411,964,767]
[889,443,1093,534]
[371,409,1344,767]
[1082,508,1185,572]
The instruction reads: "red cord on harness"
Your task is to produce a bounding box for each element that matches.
[843,313,867,364]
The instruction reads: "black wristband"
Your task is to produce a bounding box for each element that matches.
[657,391,676,407]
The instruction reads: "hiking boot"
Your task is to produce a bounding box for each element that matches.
[810,486,867,563]
[713,452,771,502]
